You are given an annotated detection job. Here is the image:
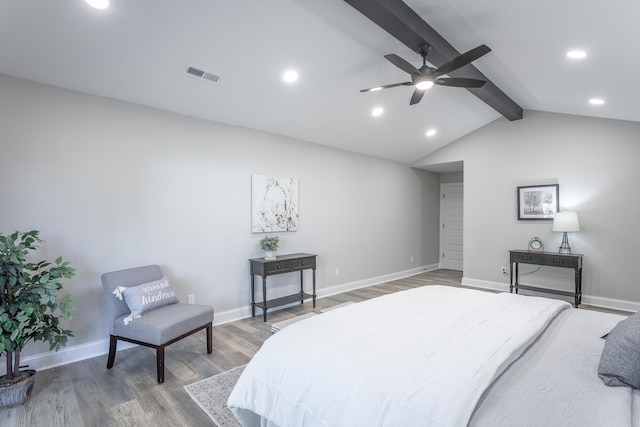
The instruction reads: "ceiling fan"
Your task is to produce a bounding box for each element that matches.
[361,44,491,105]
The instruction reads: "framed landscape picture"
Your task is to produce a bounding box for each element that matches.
[517,184,559,220]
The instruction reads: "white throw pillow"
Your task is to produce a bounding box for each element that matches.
[112,276,179,324]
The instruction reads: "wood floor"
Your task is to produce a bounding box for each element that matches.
[0,269,625,426]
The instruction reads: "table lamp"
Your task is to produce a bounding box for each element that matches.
[553,211,580,254]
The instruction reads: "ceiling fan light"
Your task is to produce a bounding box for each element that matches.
[86,0,109,9]
[416,80,434,90]
[371,107,384,117]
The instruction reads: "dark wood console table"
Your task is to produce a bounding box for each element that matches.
[249,253,317,321]
[509,250,583,307]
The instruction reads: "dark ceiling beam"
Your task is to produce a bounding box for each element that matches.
[344,0,523,121]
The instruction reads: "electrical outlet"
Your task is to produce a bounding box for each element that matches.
[410,256,414,263]
[188,294,195,304]
[335,268,340,276]
[500,267,508,274]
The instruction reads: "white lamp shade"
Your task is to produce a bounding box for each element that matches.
[553,211,580,232]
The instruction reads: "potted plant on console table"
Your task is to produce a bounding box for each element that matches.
[259,235,279,260]
[0,230,76,407]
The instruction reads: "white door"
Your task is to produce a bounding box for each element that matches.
[440,182,463,271]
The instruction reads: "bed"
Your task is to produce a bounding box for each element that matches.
[228,285,638,426]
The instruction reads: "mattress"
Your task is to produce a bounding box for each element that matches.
[470,307,637,427]
[227,285,631,426]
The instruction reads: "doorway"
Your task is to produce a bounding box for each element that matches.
[440,182,463,271]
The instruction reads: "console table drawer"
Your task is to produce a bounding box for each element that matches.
[510,252,543,264]
[266,262,292,274]
[291,257,316,271]
[541,256,578,268]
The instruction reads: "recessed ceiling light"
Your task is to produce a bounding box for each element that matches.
[425,129,437,137]
[371,107,384,117]
[86,0,109,9]
[566,50,587,59]
[282,70,299,83]
[589,98,605,105]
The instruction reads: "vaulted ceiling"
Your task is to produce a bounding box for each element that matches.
[1,0,637,164]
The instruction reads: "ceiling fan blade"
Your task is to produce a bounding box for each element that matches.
[384,54,419,75]
[360,82,412,92]
[409,88,425,105]
[433,44,491,77]
[435,77,487,88]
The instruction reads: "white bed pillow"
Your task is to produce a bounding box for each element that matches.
[598,311,640,388]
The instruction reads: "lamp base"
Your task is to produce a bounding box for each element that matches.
[558,231,573,254]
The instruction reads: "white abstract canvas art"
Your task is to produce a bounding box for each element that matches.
[251,175,299,232]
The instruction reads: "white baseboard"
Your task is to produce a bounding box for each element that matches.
[461,277,509,292]
[0,264,439,375]
[215,263,440,323]
[0,338,138,376]
[317,264,440,299]
[581,294,640,312]
[461,277,639,312]
[13,265,634,376]
[213,306,253,325]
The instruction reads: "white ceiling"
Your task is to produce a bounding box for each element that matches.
[1,0,638,164]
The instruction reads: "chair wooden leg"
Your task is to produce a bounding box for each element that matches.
[106,335,118,369]
[206,323,213,354]
[156,346,165,383]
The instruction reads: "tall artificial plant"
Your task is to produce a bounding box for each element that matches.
[0,230,75,383]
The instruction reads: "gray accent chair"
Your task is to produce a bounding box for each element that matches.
[101,265,214,383]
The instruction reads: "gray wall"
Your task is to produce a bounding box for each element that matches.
[0,73,441,358]
[439,172,463,184]
[414,110,640,306]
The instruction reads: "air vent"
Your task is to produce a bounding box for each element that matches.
[185,66,221,84]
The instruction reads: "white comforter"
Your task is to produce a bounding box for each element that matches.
[228,285,570,427]
[469,308,636,427]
